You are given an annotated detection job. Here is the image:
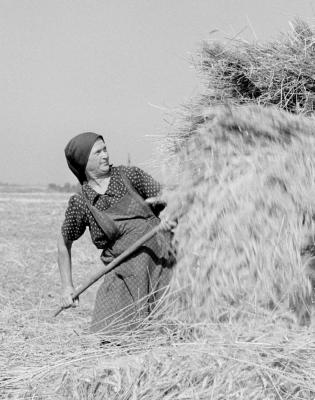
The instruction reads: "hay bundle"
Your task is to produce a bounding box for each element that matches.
[171,19,315,146]
[196,20,315,114]
[164,104,315,324]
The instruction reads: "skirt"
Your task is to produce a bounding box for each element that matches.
[90,231,173,334]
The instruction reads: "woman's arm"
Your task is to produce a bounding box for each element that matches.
[57,233,78,308]
[125,166,162,199]
[58,194,87,308]
[123,166,176,229]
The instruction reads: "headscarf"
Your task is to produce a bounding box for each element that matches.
[64,132,104,184]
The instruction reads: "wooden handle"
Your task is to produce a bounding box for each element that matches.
[54,224,162,317]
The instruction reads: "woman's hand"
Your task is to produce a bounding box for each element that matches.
[60,285,79,309]
[159,217,177,232]
[58,235,78,309]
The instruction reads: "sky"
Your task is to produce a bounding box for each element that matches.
[1,0,315,185]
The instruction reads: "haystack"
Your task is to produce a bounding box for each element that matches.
[163,104,315,325]
[196,20,315,115]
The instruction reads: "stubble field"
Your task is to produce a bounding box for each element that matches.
[1,189,315,400]
[1,191,101,398]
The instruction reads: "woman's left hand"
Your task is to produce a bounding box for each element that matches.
[159,218,177,232]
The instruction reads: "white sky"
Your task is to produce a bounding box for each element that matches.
[1,0,314,184]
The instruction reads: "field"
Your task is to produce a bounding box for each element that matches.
[1,188,315,399]
[2,20,315,400]
[0,191,100,398]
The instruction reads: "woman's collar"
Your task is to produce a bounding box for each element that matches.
[82,165,115,203]
[82,182,99,204]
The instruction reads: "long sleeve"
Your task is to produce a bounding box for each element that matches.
[124,166,162,199]
[61,195,88,241]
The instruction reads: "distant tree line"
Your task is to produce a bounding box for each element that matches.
[47,182,80,193]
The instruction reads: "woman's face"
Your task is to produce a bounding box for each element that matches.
[85,139,110,178]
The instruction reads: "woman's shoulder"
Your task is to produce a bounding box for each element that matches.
[62,192,88,235]
[66,192,86,209]
[115,165,144,178]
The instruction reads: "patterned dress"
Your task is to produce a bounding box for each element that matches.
[61,165,173,334]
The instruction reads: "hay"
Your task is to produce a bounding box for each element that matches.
[167,19,315,150]
[198,20,315,113]
[3,144,315,399]
[163,104,315,324]
[56,319,315,400]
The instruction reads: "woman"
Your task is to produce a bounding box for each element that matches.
[58,132,175,334]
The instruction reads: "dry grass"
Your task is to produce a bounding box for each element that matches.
[166,19,315,151]
[199,20,315,113]
[3,19,315,400]
[0,179,312,399]
[1,139,315,398]
[163,105,315,326]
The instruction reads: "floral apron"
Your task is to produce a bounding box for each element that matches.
[83,169,173,334]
